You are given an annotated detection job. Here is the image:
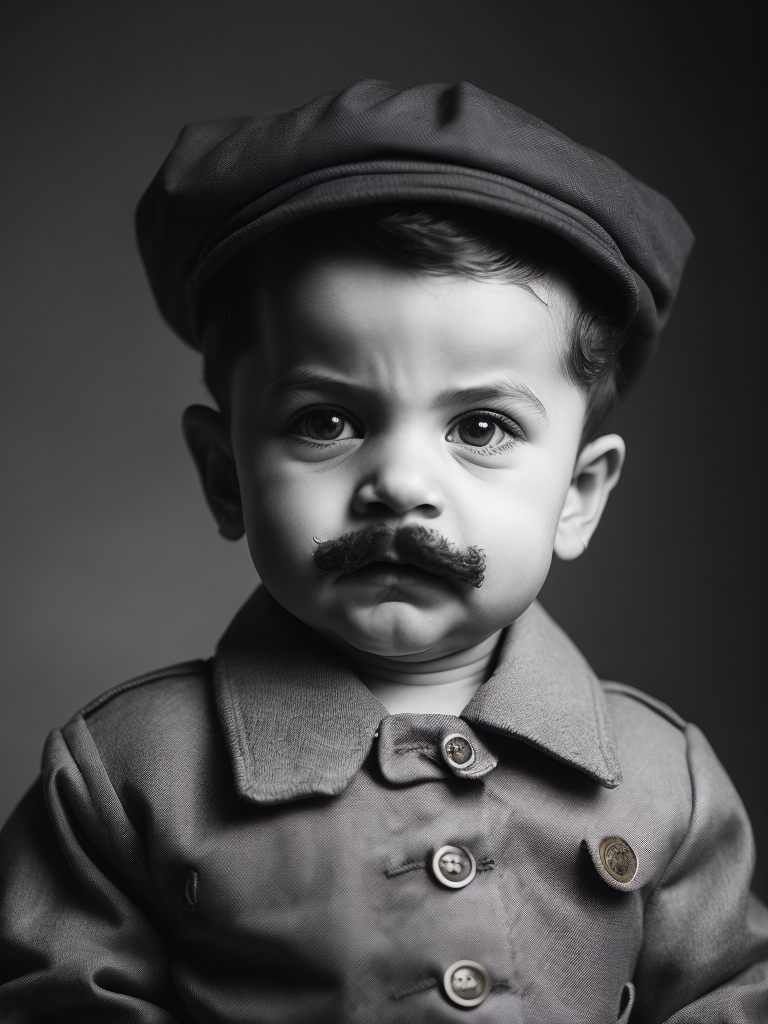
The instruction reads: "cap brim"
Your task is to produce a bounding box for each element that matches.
[187,160,658,387]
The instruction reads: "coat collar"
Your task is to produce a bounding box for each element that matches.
[214,588,621,805]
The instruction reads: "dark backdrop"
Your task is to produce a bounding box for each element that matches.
[2,2,765,900]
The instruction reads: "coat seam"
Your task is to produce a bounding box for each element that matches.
[60,718,181,930]
[588,674,622,785]
[217,648,253,797]
[601,681,687,730]
[639,721,696,908]
[80,660,209,718]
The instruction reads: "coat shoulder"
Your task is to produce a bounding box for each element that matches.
[600,680,687,731]
[60,660,225,813]
[599,681,691,795]
[79,659,212,719]
[72,660,217,773]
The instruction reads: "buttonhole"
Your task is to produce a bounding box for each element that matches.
[476,858,496,872]
[393,742,433,756]
[385,859,426,879]
[391,976,438,1001]
[184,868,199,908]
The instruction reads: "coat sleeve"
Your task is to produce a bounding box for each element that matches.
[0,719,193,1023]
[633,723,768,1024]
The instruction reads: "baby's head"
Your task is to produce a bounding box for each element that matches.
[183,205,626,659]
[137,81,693,659]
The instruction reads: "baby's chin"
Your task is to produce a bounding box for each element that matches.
[318,599,487,661]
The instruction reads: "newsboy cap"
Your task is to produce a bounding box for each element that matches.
[136,79,693,385]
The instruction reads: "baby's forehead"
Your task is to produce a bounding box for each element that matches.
[238,247,578,406]
[246,222,581,333]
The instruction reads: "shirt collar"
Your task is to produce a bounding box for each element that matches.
[214,587,622,805]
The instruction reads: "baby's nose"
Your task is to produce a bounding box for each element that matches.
[351,437,445,518]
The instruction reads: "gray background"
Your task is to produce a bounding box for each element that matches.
[2,2,765,900]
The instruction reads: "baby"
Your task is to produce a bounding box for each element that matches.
[1,80,766,1023]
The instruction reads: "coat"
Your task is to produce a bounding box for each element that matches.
[1,587,767,1022]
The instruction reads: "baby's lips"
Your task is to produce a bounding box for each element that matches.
[379,544,406,564]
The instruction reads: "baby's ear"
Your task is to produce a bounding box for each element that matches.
[554,434,625,561]
[182,405,245,541]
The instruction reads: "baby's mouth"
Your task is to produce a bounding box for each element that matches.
[348,559,443,587]
[362,543,444,580]
[378,545,408,564]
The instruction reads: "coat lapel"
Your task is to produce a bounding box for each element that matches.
[463,602,621,788]
[215,587,384,805]
[214,588,621,804]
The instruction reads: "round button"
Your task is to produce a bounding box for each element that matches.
[599,836,638,883]
[432,845,477,889]
[443,960,491,1007]
[441,732,476,770]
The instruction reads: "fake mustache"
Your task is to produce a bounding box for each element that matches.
[312,522,486,588]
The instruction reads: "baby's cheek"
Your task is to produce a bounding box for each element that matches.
[242,470,346,612]
[246,502,307,579]
[479,509,555,607]
[238,470,292,567]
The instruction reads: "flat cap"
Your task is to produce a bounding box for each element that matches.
[136,79,694,384]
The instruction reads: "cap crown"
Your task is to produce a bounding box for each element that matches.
[136,79,693,384]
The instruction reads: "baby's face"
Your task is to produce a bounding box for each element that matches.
[228,247,587,659]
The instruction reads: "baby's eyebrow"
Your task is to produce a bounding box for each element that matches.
[431,381,548,421]
[263,369,547,421]
[262,368,359,402]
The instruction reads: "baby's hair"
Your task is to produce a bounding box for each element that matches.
[199,204,625,443]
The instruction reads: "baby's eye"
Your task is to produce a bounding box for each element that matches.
[446,411,521,448]
[291,406,361,442]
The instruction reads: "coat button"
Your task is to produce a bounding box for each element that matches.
[599,836,638,883]
[441,732,476,769]
[432,845,477,889]
[443,960,491,1007]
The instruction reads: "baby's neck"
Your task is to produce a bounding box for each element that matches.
[338,631,504,716]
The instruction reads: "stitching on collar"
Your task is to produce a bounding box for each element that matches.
[214,590,623,801]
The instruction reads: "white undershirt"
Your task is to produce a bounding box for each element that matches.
[340,630,505,716]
